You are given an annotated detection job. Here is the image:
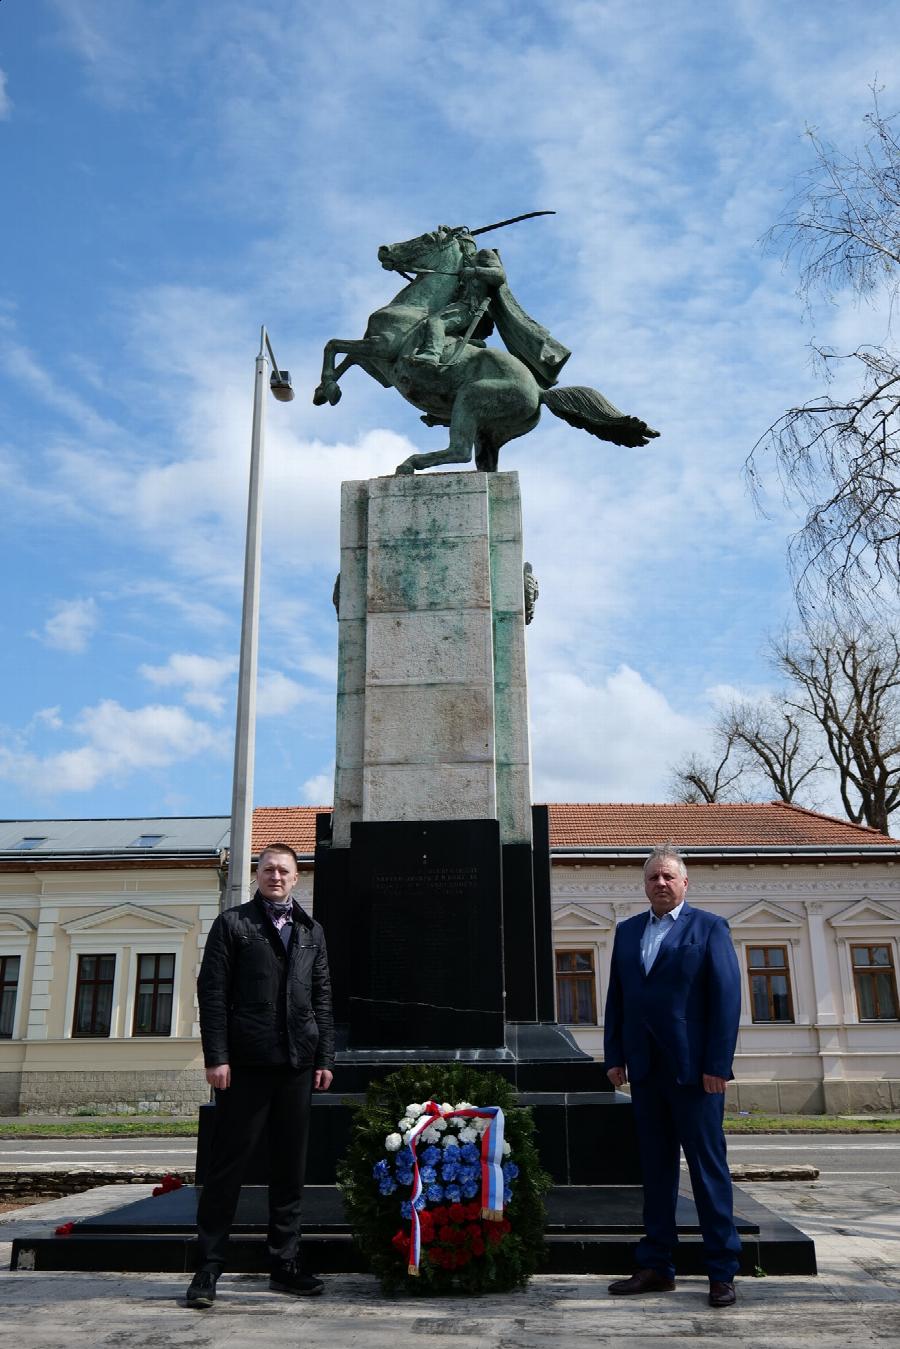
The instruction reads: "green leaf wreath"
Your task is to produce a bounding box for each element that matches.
[337,1064,551,1295]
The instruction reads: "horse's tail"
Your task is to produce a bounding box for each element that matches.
[540,385,659,449]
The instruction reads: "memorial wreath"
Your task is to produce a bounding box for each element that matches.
[337,1064,551,1294]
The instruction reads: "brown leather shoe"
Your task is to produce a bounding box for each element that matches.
[608,1268,676,1295]
[708,1280,736,1307]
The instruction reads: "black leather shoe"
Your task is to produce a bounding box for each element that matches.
[269,1261,325,1296]
[608,1268,676,1295]
[186,1269,218,1309]
[708,1279,736,1307]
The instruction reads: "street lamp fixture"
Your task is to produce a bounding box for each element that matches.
[224,326,293,909]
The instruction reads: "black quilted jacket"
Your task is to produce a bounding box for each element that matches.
[198,894,334,1071]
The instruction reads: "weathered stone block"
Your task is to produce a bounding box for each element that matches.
[363,763,497,822]
[363,685,494,765]
[336,618,366,695]
[366,611,493,686]
[339,479,369,548]
[366,537,491,612]
[337,545,368,620]
[735,1081,780,1113]
[366,486,489,542]
[776,1080,825,1114]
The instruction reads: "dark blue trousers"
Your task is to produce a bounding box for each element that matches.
[629,1062,741,1282]
[196,1064,313,1271]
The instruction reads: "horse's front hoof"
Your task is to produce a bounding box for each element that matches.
[313,382,342,407]
[394,460,416,475]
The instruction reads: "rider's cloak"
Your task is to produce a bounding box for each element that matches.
[489,267,571,389]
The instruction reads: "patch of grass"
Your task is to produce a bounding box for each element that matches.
[724,1113,900,1133]
[0,1119,198,1139]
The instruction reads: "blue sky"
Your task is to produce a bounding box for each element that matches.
[1,0,897,820]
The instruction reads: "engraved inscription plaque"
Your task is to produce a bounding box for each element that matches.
[348,819,504,1049]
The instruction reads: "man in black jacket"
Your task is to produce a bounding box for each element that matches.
[186,843,335,1309]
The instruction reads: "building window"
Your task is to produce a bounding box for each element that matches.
[128,833,164,849]
[73,954,116,1036]
[746,945,794,1023]
[555,950,597,1024]
[0,956,20,1038]
[133,953,175,1036]
[851,944,900,1021]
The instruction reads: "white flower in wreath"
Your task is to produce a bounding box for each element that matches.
[442,1134,460,1149]
[454,1101,473,1112]
[502,1140,511,1156]
[421,1126,441,1144]
[385,1133,402,1151]
[472,1117,490,1134]
[405,1103,425,1119]
[458,1126,478,1143]
[401,1130,412,1145]
[432,1117,447,1132]
[398,1117,415,1134]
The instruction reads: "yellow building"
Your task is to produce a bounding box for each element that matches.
[0,803,897,1115]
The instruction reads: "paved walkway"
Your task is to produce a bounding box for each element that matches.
[0,1174,898,1347]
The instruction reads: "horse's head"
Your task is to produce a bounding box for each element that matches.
[377,224,473,275]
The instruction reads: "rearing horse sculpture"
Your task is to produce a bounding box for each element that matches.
[313,223,659,474]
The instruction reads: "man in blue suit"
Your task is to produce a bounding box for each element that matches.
[604,845,742,1308]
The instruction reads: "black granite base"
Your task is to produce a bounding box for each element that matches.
[9,1183,816,1276]
[195,1082,641,1187]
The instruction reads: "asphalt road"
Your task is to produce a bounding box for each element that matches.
[0,1133,898,1179]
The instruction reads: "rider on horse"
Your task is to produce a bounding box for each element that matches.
[409,229,571,388]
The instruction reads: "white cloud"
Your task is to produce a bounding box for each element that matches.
[531,666,708,803]
[0,699,222,794]
[139,652,237,714]
[37,598,99,653]
[300,766,334,805]
[32,707,64,731]
[0,69,11,120]
[256,671,314,718]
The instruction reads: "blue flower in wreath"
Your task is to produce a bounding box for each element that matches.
[421,1145,441,1165]
[456,1164,478,1186]
[396,1167,414,1187]
[502,1161,520,1180]
[444,1184,462,1203]
[459,1143,480,1164]
[400,1200,412,1219]
[420,1165,437,1184]
[378,1176,397,1195]
[425,1183,444,1202]
[372,1159,391,1180]
[460,1176,479,1199]
[397,1146,414,1165]
[440,1162,459,1183]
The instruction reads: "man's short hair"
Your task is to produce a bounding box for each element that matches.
[256,842,300,869]
[643,844,687,878]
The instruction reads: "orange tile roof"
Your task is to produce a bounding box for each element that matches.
[546,801,896,848]
[252,806,325,857]
[253,801,896,855]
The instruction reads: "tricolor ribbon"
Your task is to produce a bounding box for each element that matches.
[405,1101,506,1276]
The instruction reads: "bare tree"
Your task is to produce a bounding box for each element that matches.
[719,698,825,804]
[668,733,745,804]
[775,623,900,834]
[746,90,900,610]
[668,698,824,807]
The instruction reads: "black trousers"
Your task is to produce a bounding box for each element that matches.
[196,1064,313,1271]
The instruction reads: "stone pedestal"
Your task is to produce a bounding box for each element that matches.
[333,471,532,850]
[317,470,560,1044]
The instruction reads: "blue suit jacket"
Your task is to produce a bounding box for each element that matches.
[604,903,740,1086]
